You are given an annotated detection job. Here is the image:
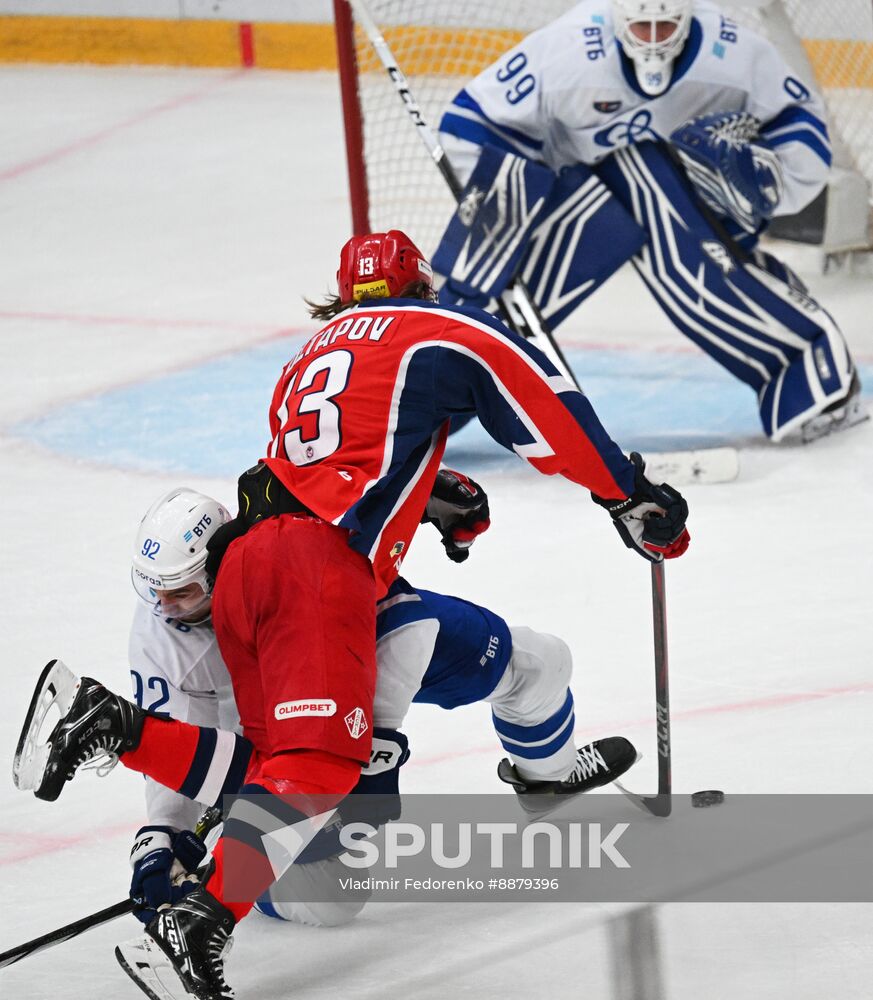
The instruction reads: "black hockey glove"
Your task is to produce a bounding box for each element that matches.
[422,469,491,563]
[129,825,208,924]
[591,453,690,562]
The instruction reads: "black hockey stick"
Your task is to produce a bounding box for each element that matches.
[345,0,580,389]
[0,897,134,971]
[616,560,672,817]
[0,807,222,970]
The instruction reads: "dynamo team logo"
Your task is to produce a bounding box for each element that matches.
[594,109,660,149]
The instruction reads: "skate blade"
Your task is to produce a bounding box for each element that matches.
[512,752,644,823]
[116,936,194,1000]
[12,659,80,794]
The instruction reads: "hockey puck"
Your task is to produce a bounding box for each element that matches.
[691,789,724,807]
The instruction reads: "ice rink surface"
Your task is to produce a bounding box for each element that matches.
[1,64,872,998]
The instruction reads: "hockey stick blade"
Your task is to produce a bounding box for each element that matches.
[644,446,739,486]
[614,778,672,818]
[613,747,671,818]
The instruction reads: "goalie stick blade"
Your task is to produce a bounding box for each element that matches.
[116,937,190,1000]
[644,446,739,487]
[13,659,80,794]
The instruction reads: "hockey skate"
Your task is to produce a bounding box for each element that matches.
[13,659,146,802]
[116,886,236,1000]
[801,370,868,443]
[497,737,638,818]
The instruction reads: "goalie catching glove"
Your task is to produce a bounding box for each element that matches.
[423,469,491,563]
[671,111,784,233]
[592,453,690,562]
[129,825,208,924]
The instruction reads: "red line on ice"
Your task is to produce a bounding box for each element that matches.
[410,681,873,768]
[0,71,245,184]
[0,307,288,335]
[0,821,137,866]
[4,681,870,867]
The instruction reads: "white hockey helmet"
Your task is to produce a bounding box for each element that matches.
[612,0,694,96]
[131,487,232,622]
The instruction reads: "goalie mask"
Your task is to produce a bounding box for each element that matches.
[338,230,435,303]
[131,487,231,623]
[612,0,694,97]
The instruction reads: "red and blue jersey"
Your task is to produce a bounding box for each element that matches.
[263,298,634,595]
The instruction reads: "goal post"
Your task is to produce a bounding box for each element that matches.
[334,0,873,256]
[334,0,371,236]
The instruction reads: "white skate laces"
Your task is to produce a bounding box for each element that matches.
[74,734,123,779]
[566,744,608,784]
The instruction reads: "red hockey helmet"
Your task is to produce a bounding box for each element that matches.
[337,230,434,303]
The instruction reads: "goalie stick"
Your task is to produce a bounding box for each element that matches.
[339,0,739,487]
[0,807,223,970]
[342,0,578,385]
[615,560,672,817]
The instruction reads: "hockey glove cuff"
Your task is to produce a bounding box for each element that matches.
[423,469,491,563]
[592,453,690,562]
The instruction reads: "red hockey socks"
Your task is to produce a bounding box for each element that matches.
[122,715,252,807]
[208,749,361,922]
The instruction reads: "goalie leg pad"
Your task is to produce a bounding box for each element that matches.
[434,147,645,330]
[433,144,556,301]
[519,161,646,329]
[598,142,856,439]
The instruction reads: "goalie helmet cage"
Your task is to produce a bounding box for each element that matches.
[333,0,873,257]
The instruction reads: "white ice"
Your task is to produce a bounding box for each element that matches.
[0,64,872,1000]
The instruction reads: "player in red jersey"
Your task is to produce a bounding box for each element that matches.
[15,231,690,1000]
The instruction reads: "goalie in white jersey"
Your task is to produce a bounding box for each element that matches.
[437,0,865,441]
[125,482,636,931]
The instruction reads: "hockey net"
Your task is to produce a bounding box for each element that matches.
[335,0,873,257]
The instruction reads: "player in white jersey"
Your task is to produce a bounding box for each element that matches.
[437,0,865,441]
[124,481,636,930]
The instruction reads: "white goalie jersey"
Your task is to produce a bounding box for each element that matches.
[439,0,831,217]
